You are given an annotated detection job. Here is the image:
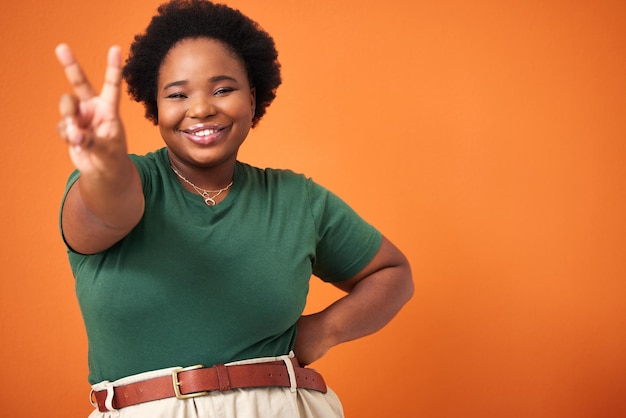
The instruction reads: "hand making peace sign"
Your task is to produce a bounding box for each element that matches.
[55,44,128,174]
[56,45,144,255]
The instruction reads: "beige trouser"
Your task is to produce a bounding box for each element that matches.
[88,352,344,418]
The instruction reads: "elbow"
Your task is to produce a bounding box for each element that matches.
[399,261,414,306]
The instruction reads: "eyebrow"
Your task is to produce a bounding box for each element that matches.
[162,75,238,91]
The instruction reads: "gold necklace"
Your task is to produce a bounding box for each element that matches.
[170,164,233,206]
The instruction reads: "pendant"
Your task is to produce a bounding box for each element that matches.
[202,192,216,206]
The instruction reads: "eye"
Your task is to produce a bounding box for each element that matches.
[165,92,187,99]
[214,87,235,96]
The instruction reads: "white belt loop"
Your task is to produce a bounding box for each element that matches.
[279,352,298,393]
[89,389,97,408]
[104,383,118,413]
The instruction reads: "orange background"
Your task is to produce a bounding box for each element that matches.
[1,0,625,417]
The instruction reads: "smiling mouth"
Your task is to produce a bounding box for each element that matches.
[180,124,229,145]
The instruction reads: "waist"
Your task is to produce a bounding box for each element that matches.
[91,353,327,412]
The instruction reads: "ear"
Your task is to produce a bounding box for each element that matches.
[250,87,256,118]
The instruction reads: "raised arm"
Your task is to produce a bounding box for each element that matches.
[56,44,144,254]
[294,236,414,366]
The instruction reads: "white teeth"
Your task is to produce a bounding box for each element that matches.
[194,129,218,137]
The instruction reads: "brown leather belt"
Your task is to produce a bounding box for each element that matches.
[93,358,327,412]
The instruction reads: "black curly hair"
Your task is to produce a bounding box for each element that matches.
[122,0,281,128]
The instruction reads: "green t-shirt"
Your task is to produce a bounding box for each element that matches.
[62,147,382,384]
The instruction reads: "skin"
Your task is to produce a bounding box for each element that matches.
[56,38,413,367]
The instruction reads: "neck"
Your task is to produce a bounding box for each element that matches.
[168,153,236,191]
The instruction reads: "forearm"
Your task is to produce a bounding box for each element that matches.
[320,263,413,346]
[295,248,413,366]
[63,153,144,253]
[77,154,144,227]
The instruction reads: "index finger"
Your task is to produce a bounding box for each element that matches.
[55,43,96,100]
[100,46,123,110]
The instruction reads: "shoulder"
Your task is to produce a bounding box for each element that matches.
[237,161,306,180]
[127,148,170,190]
[129,148,168,173]
[236,161,312,191]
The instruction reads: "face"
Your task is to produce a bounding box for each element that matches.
[157,37,256,171]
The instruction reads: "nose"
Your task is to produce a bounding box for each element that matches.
[187,94,216,119]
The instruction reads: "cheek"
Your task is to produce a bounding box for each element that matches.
[156,102,182,128]
[223,94,255,118]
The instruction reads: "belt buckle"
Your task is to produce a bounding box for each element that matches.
[172,365,209,400]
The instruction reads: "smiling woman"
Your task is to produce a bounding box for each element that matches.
[53,1,413,417]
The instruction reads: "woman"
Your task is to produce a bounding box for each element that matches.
[56,0,413,416]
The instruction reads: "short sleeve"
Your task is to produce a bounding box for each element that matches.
[307,179,382,282]
[59,169,81,252]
